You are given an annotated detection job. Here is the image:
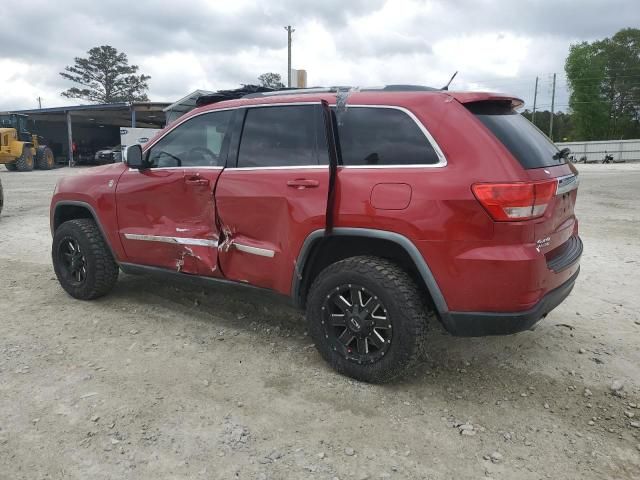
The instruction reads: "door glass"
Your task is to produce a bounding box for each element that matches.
[333,107,440,166]
[237,105,321,167]
[147,110,232,168]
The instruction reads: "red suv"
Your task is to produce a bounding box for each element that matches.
[50,86,582,382]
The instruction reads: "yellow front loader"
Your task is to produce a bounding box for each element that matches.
[0,113,54,171]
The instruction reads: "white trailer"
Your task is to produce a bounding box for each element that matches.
[120,127,161,161]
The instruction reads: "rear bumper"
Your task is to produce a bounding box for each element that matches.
[442,267,580,336]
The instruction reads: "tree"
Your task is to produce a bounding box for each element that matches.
[258,72,285,89]
[522,110,575,142]
[60,46,151,103]
[565,28,640,140]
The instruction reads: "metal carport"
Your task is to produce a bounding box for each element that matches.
[13,102,169,166]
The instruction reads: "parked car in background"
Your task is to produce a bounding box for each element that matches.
[94,145,122,164]
[49,85,582,382]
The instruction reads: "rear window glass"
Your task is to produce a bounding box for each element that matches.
[333,107,441,166]
[467,102,563,169]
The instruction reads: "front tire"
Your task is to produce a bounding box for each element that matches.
[15,145,34,172]
[52,219,119,300]
[35,146,55,170]
[306,256,430,383]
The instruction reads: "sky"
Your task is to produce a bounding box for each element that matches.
[1,0,639,112]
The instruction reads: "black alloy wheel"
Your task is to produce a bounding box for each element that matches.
[52,219,119,300]
[322,284,392,364]
[306,256,431,383]
[58,237,87,284]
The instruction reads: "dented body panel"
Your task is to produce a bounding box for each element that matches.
[115,167,223,275]
[215,166,329,294]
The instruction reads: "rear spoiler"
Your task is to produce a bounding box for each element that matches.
[447,92,524,109]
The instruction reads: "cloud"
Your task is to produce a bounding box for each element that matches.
[0,0,638,110]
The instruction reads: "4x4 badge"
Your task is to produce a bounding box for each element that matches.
[536,236,551,251]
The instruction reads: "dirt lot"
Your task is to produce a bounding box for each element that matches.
[0,164,639,480]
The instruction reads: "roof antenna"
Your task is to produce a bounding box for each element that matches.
[441,71,458,91]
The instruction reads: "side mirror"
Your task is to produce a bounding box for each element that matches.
[126,145,145,169]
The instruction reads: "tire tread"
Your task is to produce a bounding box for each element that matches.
[52,219,118,300]
[15,146,34,172]
[307,255,433,383]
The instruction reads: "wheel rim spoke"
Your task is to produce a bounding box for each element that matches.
[333,294,352,313]
[369,329,386,349]
[323,283,392,363]
[362,297,381,317]
[330,313,346,327]
[337,329,355,347]
[356,338,368,355]
[349,286,362,314]
[59,238,86,284]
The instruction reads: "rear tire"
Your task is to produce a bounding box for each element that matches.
[4,163,17,171]
[52,219,119,300]
[15,146,34,172]
[0,179,4,216]
[306,256,430,383]
[35,146,55,170]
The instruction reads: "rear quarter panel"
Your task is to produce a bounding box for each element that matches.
[333,95,582,313]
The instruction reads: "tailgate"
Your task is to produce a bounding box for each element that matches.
[529,165,580,269]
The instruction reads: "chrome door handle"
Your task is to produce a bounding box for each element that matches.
[185,176,210,186]
[287,179,319,188]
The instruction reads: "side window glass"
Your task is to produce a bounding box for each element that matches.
[335,107,440,165]
[147,110,232,168]
[237,105,320,167]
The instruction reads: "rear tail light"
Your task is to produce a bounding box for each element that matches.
[472,180,557,221]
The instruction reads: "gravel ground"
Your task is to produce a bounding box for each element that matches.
[0,164,639,480]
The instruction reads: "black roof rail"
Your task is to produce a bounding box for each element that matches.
[195,85,275,107]
[195,84,440,107]
[244,84,439,98]
[376,84,438,92]
[242,87,345,98]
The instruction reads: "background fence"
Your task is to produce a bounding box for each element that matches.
[555,139,640,163]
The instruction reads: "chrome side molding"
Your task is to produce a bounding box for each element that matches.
[123,233,218,247]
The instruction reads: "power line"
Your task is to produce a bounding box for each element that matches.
[558,82,640,89]
[559,75,640,84]
[461,75,539,84]
[536,100,638,108]
[463,68,640,88]
[557,67,640,76]
[464,72,640,88]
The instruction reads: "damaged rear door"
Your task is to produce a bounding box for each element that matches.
[116,109,234,275]
[215,103,334,295]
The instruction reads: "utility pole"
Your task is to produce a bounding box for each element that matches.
[37,96,42,109]
[549,73,556,140]
[531,77,538,126]
[66,110,73,168]
[284,25,295,87]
